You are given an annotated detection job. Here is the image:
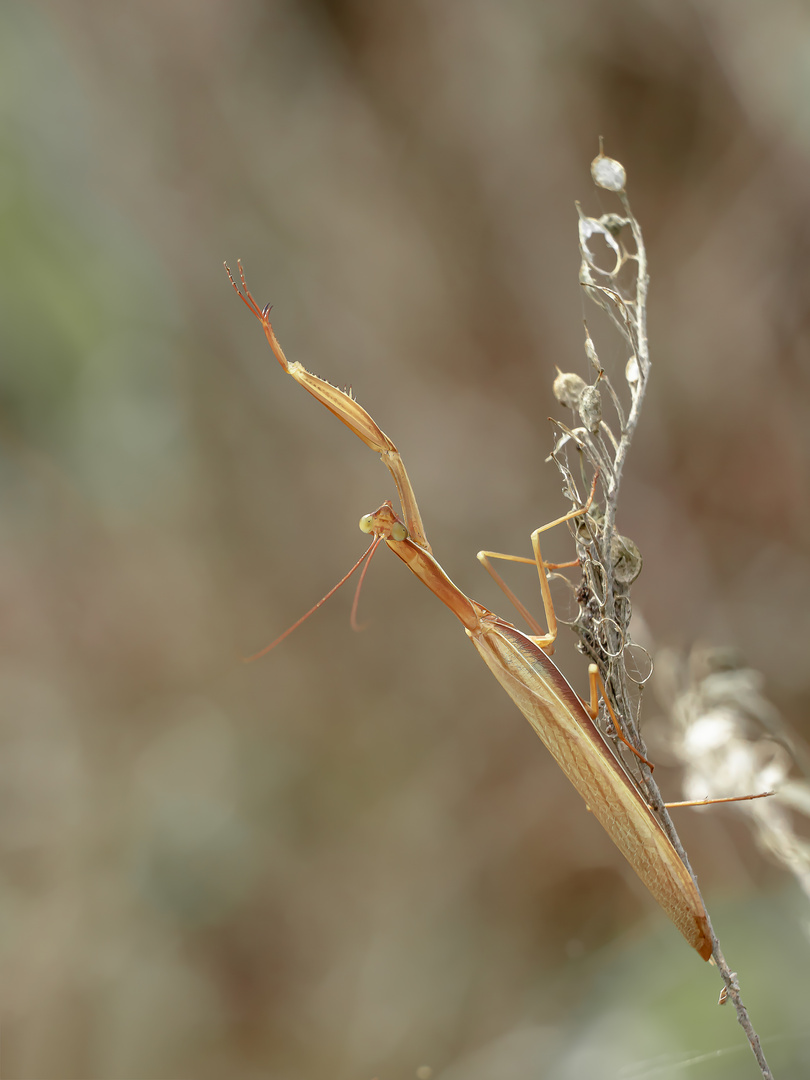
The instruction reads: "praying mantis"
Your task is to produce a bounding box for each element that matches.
[226,262,714,961]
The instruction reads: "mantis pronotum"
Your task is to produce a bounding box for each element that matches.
[226,261,713,960]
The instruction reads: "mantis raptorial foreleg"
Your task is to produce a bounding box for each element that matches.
[225,260,430,551]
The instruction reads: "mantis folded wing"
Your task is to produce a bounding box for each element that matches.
[226,262,713,960]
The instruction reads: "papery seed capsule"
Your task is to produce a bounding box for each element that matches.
[591,153,626,192]
[610,533,643,585]
[584,329,600,371]
[579,384,602,432]
[553,370,586,409]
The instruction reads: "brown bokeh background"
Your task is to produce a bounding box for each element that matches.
[3,3,810,1077]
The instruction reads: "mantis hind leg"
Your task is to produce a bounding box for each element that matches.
[585,663,654,769]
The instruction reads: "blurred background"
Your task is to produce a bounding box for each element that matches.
[2,2,810,1077]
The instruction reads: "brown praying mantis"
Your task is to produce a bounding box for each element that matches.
[225,261,714,961]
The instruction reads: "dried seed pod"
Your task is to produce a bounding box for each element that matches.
[572,501,603,549]
[591,150,626,192]
[578,384,602,432]
[583,328,600,372]
[610,532,642,585]
[553,370,586,409]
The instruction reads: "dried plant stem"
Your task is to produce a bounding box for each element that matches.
[552,149,774,1080]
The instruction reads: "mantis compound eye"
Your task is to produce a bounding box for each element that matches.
[390,521,408,542]
[359,514,375,534]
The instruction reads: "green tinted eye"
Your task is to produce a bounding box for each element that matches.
[391,522,408,542]
[359,514,375,534]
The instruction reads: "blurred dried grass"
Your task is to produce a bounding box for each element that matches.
[2,1,810,1076]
